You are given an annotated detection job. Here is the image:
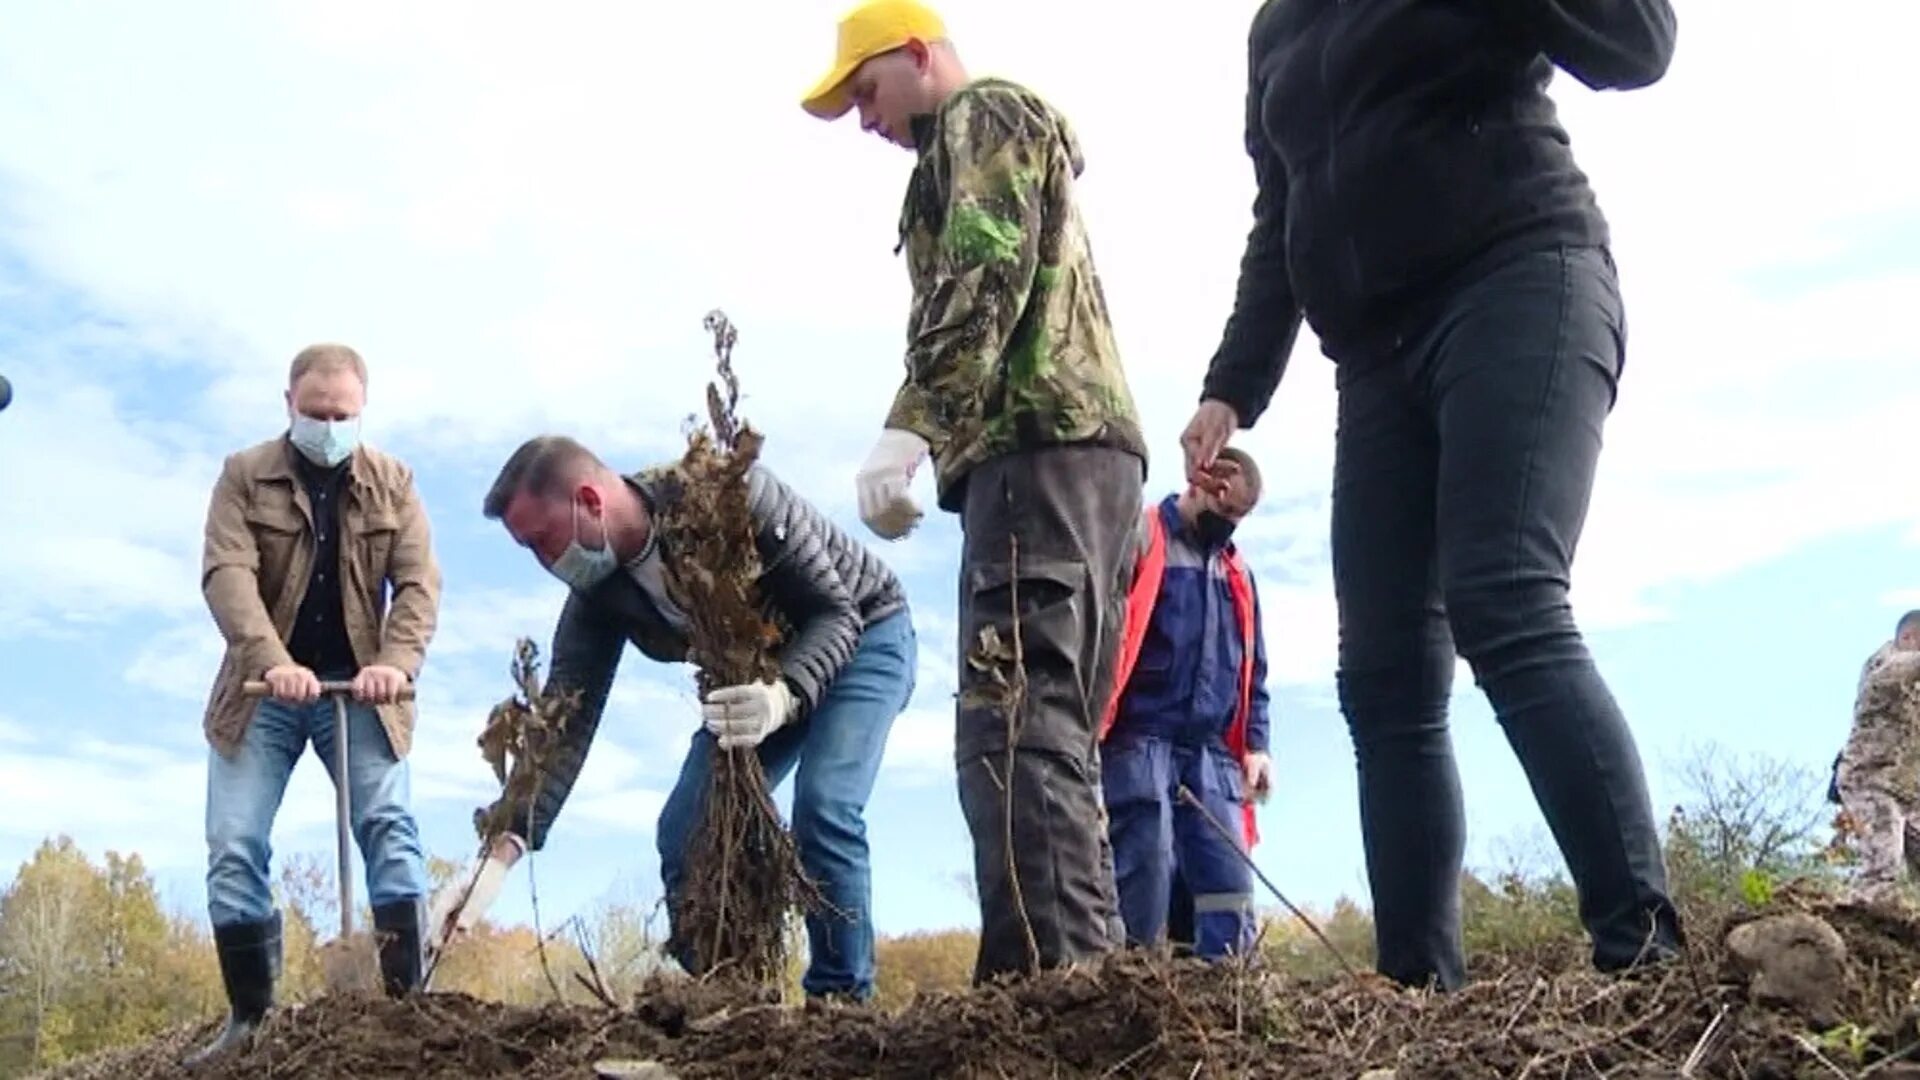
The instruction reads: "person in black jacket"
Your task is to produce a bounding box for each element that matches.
[1181,0,1682,990]
[446,435,916,1003]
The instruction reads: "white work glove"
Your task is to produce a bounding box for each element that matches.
[1244,752,1273,805]
[426,832,525,955]
[702,679,799,750]
[855,429,930,540]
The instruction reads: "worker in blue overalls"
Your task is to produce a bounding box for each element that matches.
[1099,446,1272,959]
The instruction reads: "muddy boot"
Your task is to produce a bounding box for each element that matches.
[182,911,282,1069]
[374,898,426,998]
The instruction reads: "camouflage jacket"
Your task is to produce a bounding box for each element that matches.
[888,77,1146,511]
[1857,643,1908,707]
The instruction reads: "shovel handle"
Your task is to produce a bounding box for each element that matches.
[242,678,416,702]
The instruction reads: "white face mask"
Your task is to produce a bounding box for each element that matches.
[548,496,619,591]
[290,414,360,467]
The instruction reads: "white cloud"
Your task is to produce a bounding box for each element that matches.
[880,705,957,780]
[566,788,670,836]
[0,375,218,635]
[125,621,226,704]
[0,738,209,871]
[423,586,570,664]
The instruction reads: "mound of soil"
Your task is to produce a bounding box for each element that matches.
[41,898,1920,1080]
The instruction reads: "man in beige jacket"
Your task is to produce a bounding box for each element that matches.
[186,344,440,1067]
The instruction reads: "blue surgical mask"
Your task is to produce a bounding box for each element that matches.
[290,414,360,468]
[549,497,618,591]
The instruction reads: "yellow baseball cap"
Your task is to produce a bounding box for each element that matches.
[800,0,948,120]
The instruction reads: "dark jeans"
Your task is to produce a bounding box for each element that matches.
[955,444,1142,982]
[1332,245,1680,990]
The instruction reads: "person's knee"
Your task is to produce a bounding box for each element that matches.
[1337,629,1455,729]
[1442,575,1580,678]
[207,806,271,871]
[793,792,868,869]
[206,839,273,926]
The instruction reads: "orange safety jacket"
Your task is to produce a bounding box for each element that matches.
[1099,507,1261,849]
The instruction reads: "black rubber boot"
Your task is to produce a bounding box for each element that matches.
[373,898,426,998]
[181,911,282,1069]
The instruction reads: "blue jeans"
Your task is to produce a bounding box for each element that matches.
[1102,736,1255,960]
[657,610,916,999]
[205,690,428,928]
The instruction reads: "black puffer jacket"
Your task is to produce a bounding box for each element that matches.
[1203,0,1677,423]
[506,464,907,849]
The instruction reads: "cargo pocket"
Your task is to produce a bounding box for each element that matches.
[964,556,1088,679]
[356,511,398,579]
[1210,750,1247,807]
[957,555,1093,753]
[243,489,306,585]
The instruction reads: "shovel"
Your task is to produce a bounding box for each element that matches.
[243,677,414,994]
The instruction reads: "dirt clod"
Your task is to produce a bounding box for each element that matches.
[1724,912,1847,1026]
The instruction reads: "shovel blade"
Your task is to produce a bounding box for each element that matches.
[319,931,382,995]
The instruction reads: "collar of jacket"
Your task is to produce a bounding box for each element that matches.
[908,111,937,155]
[622,469,668,555]
[1158,491,1239,556]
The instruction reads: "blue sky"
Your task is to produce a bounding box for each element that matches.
[1,1,1916,942]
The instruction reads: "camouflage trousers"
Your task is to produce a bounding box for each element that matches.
[1838,655,1920,904]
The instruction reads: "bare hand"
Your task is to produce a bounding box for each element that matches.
[263,663,322,703]
[351,664,410,705]
[1180,399,1240,493]
[1244,752,1273,805]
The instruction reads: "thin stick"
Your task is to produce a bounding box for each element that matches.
[1099,1036,1165,1079]
[1501,977,1546,1039]
[1680,1003,1732,1077]
[1794,1034,1856,1080]
[525,767,565,1001]
[570,917,620,1009]
[1863,1037,1920,1076]
[1004,534,1041,973]
[1176,784,1357,978]
[422,842,491,991]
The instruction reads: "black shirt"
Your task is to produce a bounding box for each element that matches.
[1204,0,1677,419]
[286,452,358,678]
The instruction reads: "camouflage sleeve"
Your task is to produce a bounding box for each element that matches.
[1202,7,1304,429]
[1858,645,1890,702]
[884,89,1050,448]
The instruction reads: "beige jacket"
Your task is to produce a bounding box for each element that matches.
[200,437,441,757]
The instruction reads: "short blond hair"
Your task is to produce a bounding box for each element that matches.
[288,343,367,388]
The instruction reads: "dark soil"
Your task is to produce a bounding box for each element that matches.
[40,897,1920,1080]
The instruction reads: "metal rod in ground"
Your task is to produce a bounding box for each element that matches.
[1176,783,1358,977]
[334,694,353,939]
